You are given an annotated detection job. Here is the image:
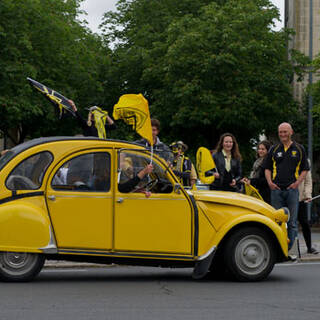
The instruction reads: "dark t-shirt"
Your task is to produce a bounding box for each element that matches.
[264,141,309,188]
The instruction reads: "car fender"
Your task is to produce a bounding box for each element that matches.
[0,201,53,253]
[211,214,288,257]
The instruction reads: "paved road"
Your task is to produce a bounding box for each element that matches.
[1,263,320,320]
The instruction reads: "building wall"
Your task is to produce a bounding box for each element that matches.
[285,0,320,102]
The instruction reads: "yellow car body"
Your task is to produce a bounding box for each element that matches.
[0,137,289,281]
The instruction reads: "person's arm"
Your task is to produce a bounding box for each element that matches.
[265,169,280,190]
[118,176,141,193]
[288,171,308,189]
[118,164,153,193]
[263,146,280,190]
[212,153,220,179]
[68,100,88,130]
[190,163,197,186]
[105,115,117,130]
[288,146,309,189]
[230,159,242,186]
[302,170,312,200]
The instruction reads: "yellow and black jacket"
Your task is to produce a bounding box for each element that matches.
[264,141,309,189]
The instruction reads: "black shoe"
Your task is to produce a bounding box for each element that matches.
[307,247,319,254]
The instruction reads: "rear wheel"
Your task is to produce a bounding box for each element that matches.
[224,227,276,281]
[0,252,45,282]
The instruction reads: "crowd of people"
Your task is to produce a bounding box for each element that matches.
[1,100,318,255]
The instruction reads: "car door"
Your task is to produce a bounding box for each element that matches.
[46,150,113,250]
[114,149,194,255]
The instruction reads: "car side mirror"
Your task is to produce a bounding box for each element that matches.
[174,184,181,194]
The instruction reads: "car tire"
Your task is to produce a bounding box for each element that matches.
[224,227,276,282]
[0,252,45,282]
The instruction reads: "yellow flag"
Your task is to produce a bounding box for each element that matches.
[196,147,216,184]
[113,94,153,146]
[91,107,109,139]
[244,184,263,201]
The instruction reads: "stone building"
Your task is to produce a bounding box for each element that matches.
[285,0,320,101]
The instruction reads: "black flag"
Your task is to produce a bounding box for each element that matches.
[27,77,75,118]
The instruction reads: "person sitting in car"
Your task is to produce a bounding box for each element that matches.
[118,155,153,196]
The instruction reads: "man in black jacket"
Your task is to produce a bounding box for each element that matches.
[264,122,309,249]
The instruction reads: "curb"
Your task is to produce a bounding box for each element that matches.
[43,258,320,269]
[299,256,320,262]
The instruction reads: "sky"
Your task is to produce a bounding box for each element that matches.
[80,0,285,33]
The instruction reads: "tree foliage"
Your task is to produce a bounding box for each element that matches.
[0,0,309,174]
[0,0,111,144]
[101,0,306,168]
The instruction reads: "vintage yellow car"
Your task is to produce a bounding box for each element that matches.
[0,137,289,282]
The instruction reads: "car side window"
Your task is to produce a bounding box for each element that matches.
[118,151,173,194]
[6,151,53,190]
[51,152,110,192]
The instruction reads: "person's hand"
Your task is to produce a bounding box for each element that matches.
[68,99,77,112]
[0,149,9,156]
[287,181,299,189]
[230,179,236,187]
[241,177,250,185]
[268,181,280,190]
[142,190,152,198]
[138,164,154,179]
[304,198,312,203]
[144,164,153,174]
[214,172,220,179]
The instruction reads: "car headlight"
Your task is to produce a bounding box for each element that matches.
[274,207,290,223]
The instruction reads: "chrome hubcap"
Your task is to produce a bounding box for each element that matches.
[0,252,37,276]
[235,235,270,276]
[4,253,29,268]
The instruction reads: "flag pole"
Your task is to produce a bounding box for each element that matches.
[150,145,154,164]
[305,194,320,203]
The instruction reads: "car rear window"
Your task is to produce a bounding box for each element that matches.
[6,151,53,190]
[0,150,15,171]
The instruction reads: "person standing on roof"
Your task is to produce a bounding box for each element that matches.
[69,100,116,138]
[264,122,309,250]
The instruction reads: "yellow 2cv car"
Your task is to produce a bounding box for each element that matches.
[0,137,289,282]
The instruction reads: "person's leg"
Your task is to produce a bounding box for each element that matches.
[271,189,286,209]
[298,201,312,250]
[286,189,299,250]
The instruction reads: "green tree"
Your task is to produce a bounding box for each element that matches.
[101,0,306,170]
[0,0,111,144]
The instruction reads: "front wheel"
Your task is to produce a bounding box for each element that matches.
[224,227,276,281]
[0,252,45,282]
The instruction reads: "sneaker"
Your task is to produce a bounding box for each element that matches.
[288,254,297,262]
[307,247,319,254]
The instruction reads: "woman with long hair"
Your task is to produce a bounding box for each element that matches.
[242,140,271,203]
[210,133,242,192]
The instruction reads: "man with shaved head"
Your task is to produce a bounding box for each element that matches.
[264,122,309,250]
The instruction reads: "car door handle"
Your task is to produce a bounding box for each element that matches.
[48,195,56,201]
[117,198,124,203]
